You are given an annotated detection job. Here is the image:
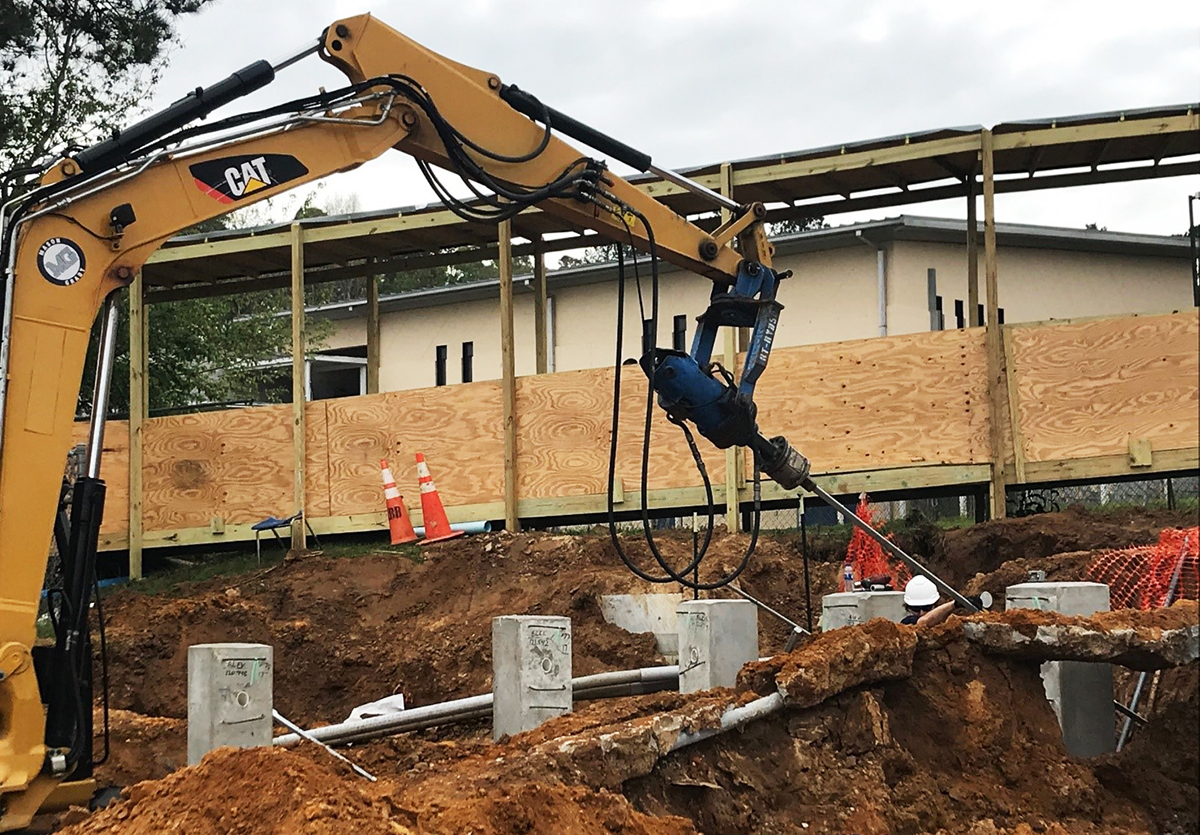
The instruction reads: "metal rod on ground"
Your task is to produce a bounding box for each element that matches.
[727,584,809,636]
[272,709,376,781]
[803,480,979,612]
[1117,534,1190,751]
[801,502,813,633]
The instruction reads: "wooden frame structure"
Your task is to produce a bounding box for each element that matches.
[109,106,1197,576]
[84,310,1198,564]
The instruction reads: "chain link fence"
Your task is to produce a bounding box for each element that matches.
[573,474,1197,535]
[742,474,1198,533]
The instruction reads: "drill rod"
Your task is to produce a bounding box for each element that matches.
[802,480,979,613]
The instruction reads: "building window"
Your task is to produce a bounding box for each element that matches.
[642,318,655,357]
[954,299,965,329]
[976,304,1006,325]
[934,295,945,331]
[672,315,688,352]
[435,344,447,386]
[461,341,474,383]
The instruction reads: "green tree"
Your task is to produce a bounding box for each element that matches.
[0,0,215,197]
[79,212,329,417]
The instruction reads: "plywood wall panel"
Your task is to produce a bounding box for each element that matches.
[140,413,222,530]
[753,329,991,474]
[515,365,726,499]
[214,406,293,524]
[140,407,294,530]
[325,382,505,517]
[1011,312,1199,462]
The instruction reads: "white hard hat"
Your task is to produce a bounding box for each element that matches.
[904,575,939,607]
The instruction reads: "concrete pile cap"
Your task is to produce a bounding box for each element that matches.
[957,601,1199,670]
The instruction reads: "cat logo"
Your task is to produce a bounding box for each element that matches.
[190,154,309,204]
[36,237,87,286]
[224,156,272,197]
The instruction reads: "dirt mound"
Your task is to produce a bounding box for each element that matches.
[60,747,399,835]
[100,532,679,725]
[933,506,1197,589]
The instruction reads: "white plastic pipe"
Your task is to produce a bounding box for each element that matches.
[668,691,785,752]
[274,664,681,748]
[413,520,492,538]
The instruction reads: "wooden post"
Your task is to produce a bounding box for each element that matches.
[290,222,307,547]
[366,273,380,394]
[128,270,147,580]
[499,218,520,532]
[720,161,742,533]
[982,129,1006,519]
[1002,326,1027,484]
[533,236,548,375]
[966,167,980,327]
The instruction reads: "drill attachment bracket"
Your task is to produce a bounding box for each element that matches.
[641,260,810,490]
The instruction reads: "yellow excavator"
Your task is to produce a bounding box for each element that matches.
[0,14,969,829]
[0,14,799,828]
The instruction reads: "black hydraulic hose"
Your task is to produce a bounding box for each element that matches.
[604,208,762,591]
[91,570,110,766]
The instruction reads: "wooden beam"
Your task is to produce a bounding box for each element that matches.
[144,234,593,303]
[966,173,980,327]
[498,218,520,532]
[990,112,1199,152]
[1002,326,1027,483]
[719,161,742,533]
[1013,447,1198,485]
[533,236,548,374]
[366,274,380,394]
[95,462,1002,552]
[734,134,984,188]
[290,222,307,548]
[982,129,1006,519]
[127,270,147,580]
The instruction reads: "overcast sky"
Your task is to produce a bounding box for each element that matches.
[149,0,1200,235]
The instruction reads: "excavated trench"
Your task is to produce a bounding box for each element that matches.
[33,507,1200,833]
[50,604,1199,835]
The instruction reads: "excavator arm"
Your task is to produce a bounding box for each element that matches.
[0,14,804,828]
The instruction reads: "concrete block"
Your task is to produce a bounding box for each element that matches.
[187,643,273,765]
[598,593,683,661]
[492,616,571,740]
[1006,581,1114,757]
[821,591,907,631]
[677,600,758,694]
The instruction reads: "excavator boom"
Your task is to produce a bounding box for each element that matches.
[0,14,784,829]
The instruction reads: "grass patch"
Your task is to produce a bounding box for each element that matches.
[129,538,424,596]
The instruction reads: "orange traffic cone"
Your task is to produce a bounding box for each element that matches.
[380,459,418,545]
[415,452,464,546]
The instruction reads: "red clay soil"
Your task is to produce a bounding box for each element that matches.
[58,608,1199,835]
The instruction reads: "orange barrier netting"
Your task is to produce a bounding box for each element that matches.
[845,494,912,589]
[1085,526,1199,610]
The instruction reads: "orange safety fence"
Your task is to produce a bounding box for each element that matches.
[845,494,912,589]
[1085,526,1199,611]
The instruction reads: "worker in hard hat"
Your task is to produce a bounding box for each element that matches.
[900,575,956,627]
